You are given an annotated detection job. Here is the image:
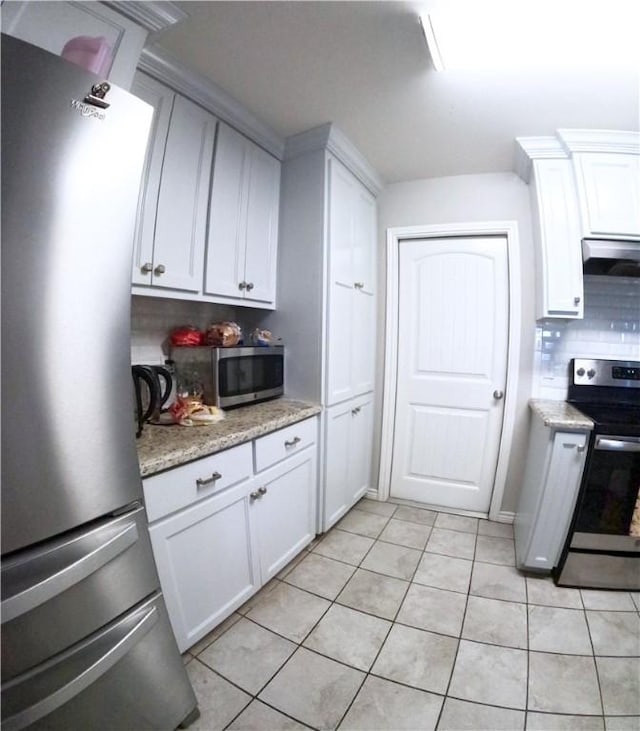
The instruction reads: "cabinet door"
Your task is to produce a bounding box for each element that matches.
[348,394,374,506]
[253,447,317,582]
[148,480,259,653]
[152,95,216,293]
[243,144,281,305]
[131,73,173,286]
[522,430,588,571]
[1,1,147,89]
[205,123,247,298]
[323,401,353,530]
[532,159,584,319]
[574,153,640,239]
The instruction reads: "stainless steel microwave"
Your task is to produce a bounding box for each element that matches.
[170,345,284,409]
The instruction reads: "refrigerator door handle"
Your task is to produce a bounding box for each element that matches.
[2,603,158,731]
[2,522,139,623]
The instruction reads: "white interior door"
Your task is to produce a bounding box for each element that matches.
[390,236,509,513]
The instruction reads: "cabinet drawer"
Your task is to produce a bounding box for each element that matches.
[254,417,317,473]
[143,442,252,522]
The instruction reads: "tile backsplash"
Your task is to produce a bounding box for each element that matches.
[533,276,640,399]
[130,295,268,364]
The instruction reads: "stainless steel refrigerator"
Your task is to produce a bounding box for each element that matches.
[1,34,198,730]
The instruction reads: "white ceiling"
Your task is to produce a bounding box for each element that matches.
[152,1,640,183]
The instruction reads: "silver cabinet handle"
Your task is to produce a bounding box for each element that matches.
[493,390,504,400]
[1,521,138,624]
[196,471,222,489]
[140,262,153,274]
[576,444,586,453]
[284,436,301,447]
[154,264,165,275]
[238,281,247,290]
[574,296,581,305]
[246,282,254,291]
[250,490,260,502]
[352,406,361,415]
[354,282,364,289]
[258,486,267,496]
[2,603,157,731]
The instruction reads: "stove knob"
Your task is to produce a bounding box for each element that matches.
[576,368,585,377]
[587,368,596,379]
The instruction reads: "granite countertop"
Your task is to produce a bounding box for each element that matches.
[529,399,594,431]
[137,399,321,477]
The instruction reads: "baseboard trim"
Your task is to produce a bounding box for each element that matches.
[497,511,516,524]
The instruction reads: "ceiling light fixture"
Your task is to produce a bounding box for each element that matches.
[419,13,444,72]
[418,1,640,72]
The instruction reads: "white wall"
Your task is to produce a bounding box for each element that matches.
[376,172,537,514]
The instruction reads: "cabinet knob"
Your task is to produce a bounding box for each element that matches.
[574,296,581,305]
[284,436,301,447]
[577,444,586,453]
[493,390,504,400]
[249,490,260,502]
[154,264,166,276]
[246,282,254,291]
[238,281,247,290]
[141,262,153,274]
[351,406,361,415]
[258,486,267,496]
[196,471,222,489]
[354,282,364,290]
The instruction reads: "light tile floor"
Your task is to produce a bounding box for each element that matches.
[182,499,640,731]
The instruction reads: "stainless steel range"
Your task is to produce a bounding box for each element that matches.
[555,358,640,590]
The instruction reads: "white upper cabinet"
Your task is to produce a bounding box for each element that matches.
[205,123,280,307]
[572,153,640,240]
[153,96,215,292]
[530,159,584,319]
[326,157,377,404]
[1,1,186,90]
[131,72,216,293]
[131,73,173,287]
[515,129,639,320]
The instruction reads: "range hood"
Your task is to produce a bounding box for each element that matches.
[582,239,640,277]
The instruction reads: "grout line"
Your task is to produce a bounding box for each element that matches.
[583,589,608,720]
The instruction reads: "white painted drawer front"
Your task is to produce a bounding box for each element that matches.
[143,442,252,522]
[254,417,317,473]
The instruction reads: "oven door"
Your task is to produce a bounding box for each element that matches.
[570,434,640,552]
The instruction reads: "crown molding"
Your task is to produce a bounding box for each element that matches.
[514,136,567,182]
[138,44,285,159]
[102,1,188,33]
[557,129,640,156]
[284,123,384,196]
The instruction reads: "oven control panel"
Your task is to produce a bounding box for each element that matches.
[572,359,640,388]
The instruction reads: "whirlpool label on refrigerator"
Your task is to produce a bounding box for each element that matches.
[70,99,106,120]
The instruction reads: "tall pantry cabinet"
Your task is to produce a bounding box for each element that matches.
[263,124,383,532]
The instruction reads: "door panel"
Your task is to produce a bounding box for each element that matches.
[153,95,215,292]
[244,144,280,303]
[205,122,247,298]
[391,236,509,512]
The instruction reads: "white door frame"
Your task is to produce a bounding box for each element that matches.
[378,221,521,522]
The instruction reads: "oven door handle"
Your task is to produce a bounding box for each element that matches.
[595,436,640,452]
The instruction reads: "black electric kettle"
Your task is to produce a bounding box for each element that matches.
[131,364,173,437]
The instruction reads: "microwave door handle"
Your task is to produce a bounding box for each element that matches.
[595,437,640,452]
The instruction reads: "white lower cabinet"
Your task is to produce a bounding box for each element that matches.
[143,416,318,652]
[515,416,589,572]
[149,479,260,653]
[323,394,373,531]
[252,447,317,582]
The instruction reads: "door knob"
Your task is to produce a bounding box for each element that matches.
[493,390,504,400]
